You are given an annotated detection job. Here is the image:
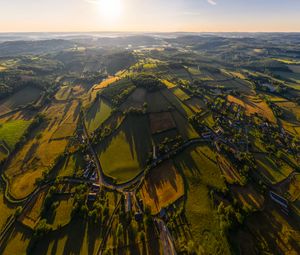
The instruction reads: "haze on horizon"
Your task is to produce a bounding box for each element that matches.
[1,0,300,33]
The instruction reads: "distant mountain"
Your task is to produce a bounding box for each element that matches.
[0,39,76,57]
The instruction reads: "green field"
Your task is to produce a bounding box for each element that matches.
[174,145,230,254]
[0,224,32,255]
[254,153,294,184]
[161,89,194,118]
[85,98,112,133]
[171,111,198,139]
[274,71,300,83]
[0,86,41,115]
[96,115,152,183]
[0,190,15,231]
[51,197,73,229]
[172,88,190,101]
[55,86,71,101]
[57,153,84,177]
[0,119,31,150]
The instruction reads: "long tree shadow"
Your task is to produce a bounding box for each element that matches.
[63,219,86,255]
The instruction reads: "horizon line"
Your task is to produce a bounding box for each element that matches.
[1,30,300,34]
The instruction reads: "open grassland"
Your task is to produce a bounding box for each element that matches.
[85,98,112,134]
[203,113,215,128]
[219,79,253,94]
[93,76,119,90]
[254,153,294,184]
[275,101,300,122]
[272,58,300,64]
[161,79,176,88]
[51,100,80,140]
[242,204,300,255]
[0,144,9,161]
[278,174,300,202]
[231,185,264,211]
[1,219,102,255]
[0,190,15,231]
[57,153,84,177]
[0,65,7,71]
[152,129,179,146]
[149,111,176,134]
[51,197,73,229]
[96,115,152,183]
[172,88,190,101]
[20,190,47,229]
[0,86,41,115]
[187,67,202,76]
[185,97,206,113]
[265,94,288,102]
[120,87,146,111]
[55,86,71,101]
[288,65,300,73]
[228,95,277,123]
[174,145,230,254]
[172,111,198,139]
[287,175,300,202]
[4,102,79,199]
[216,154,243,185]
[100,78,136,105]
[146,90,171,113]
[279,120,300,136]
[221,69,246,80]
[275,71,300,83]
[139,160,184,214]
[0,224,32,255]
[0,119,32,150]
[161,89,194,118]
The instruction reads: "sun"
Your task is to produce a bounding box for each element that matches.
[98,0,123,21]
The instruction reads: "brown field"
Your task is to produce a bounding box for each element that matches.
[120,87,147,111]
[4,101,79,199]
[231,185,264,211]
[228,95,276,123]
[149,111,176,134]
[217,154,243,185]
[140,160,184,214]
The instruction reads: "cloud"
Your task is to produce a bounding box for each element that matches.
[207,0,217,5]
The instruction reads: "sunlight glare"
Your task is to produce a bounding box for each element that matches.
[98,0,123,21]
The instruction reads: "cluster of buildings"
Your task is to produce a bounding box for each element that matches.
[83,155,98,181]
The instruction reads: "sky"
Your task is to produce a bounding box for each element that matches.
[0,0,300,32]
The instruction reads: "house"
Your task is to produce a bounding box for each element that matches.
[202,132,211,139]
[92,183,100,192]
[87,193,97,201]
[215,127,224,136]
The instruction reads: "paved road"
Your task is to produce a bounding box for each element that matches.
[82,116,209,192]
[82,118,106,186]
[155,218,177,255]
